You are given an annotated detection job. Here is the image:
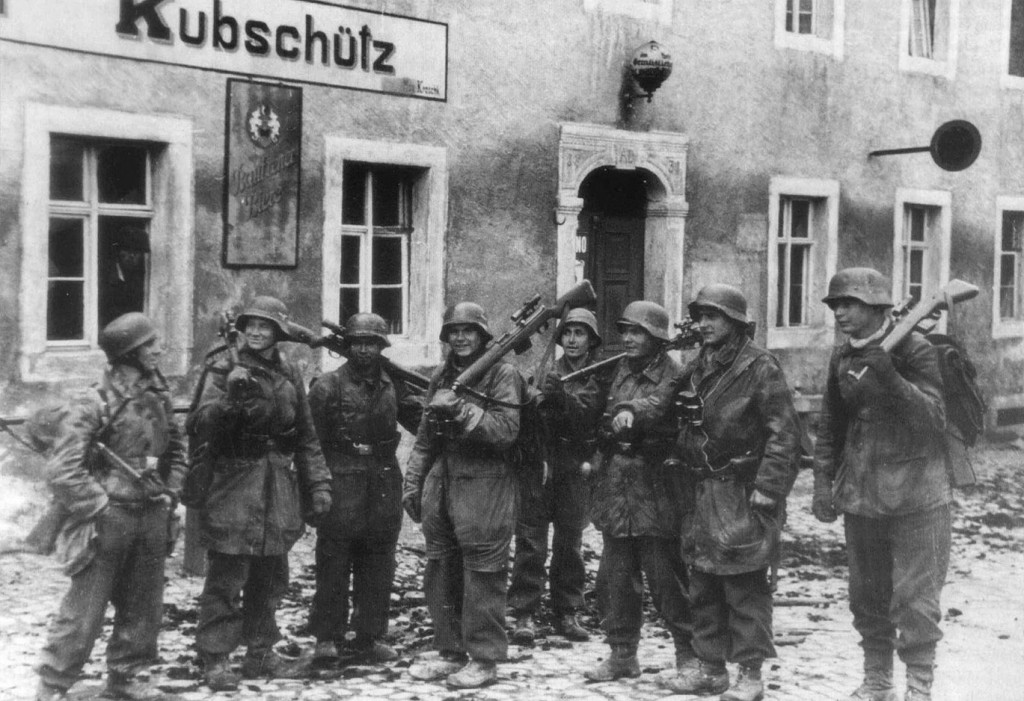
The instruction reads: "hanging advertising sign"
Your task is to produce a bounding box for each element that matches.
[223,79,302,268]
[0,0,447,101]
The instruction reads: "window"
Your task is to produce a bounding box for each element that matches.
[766,177,839,349]
[323,137,447,369]
[995,197,1024,337]
[1003,0,1024,87]
[21,103,194,382]
[46,137,153,343]
[338,162,415,334]
[775,0,844,58]
[892,189,951,317]
[900,0,959,77]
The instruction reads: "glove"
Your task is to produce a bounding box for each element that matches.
[611,410,635,435]
[402,489,422,524]
[811,471,838,523]
[853,346,899,385]
[309,490,332,525]
[428,389,463,416]
[226,367,251,401]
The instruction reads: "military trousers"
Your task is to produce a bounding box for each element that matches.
[37,502,168,690]
[689,567,775,668]
[595,534,693,651]
[508,469,587,616]
[310,531,397,643]
[424,554,509,663]
[196,551,289,657]
[844,505,951,666]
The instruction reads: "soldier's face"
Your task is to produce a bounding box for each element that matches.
[560,324,592,360]
[348,338,383,368]
[447,324,483,358]
[621,326,657,358]
[133,337,162,372]
[244,319,277,351]
[695,308,733,347]
[830,299,887,340]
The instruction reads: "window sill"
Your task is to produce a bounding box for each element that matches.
[993,320,1024,339]
[1002,74,1024,91]
[775,33,842,59]
[899,55,954,79]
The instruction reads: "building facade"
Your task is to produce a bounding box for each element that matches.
[1,0,1022,426]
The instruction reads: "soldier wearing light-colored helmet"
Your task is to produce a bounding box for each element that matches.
[584,300,695,683]
[509,307,604,645]
[307,311,422,667]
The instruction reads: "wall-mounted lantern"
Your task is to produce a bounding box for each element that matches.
[625,40,673,105]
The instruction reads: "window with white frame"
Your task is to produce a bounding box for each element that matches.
[766,177,839,349]
[892,189,951,312]
[46,137,154,343]
[322,138,447,370]
[901,0,959,77]
[995,197,1024,337]
[21,103,193,382]
[1004,0,1024,87]
[775,0,844,58]
[339,162,415,334]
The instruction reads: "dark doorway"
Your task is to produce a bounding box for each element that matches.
[578,168,648,353]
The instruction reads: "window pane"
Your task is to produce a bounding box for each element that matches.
[98,217,149,328]
[339,288,360,323]
[371,288,403,334]
[50,137,84,201]
[1000,253,1017,318]
[342,163,368,225]
[372,168,410,227]
[908,207,926,241]
[785,0,794,31]
[776,243,787,326]
[789,200,810,238]
[341,235,360,284]
[372,236,403,284]
[788,245,808,325]
[909,249,924,285]
[1011,0,1024,76]
[97,143,147,204]
[1003,212,1024,252]
[798,0,813,34]
[48,218,84,277]
[48,281,84,340]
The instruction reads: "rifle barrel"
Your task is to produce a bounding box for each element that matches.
[560,353,626,383]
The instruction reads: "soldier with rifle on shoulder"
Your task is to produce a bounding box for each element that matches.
[306,312,424,666]
[35,312,186,701]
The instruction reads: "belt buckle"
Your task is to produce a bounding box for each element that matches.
[353,443,374,456]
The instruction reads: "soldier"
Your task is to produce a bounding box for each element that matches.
[187,296,332,691]
[584,301,695,682]
[812,269,949,701]
[661,285,801,701]
[307,313,423,665]
[508,308,603,644]
[402,302,522,689]
[35,313,187,701]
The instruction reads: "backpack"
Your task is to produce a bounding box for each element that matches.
[925,332,986,487]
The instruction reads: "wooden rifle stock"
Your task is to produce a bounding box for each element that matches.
[451,280,597,393]
[880,279,979,353]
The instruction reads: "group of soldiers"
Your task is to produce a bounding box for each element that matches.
[32,266,953,701]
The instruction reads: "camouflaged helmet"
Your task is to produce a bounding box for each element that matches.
[688,284,749,324]
[344,312,391,347]
[99,312,158,362]
[617,301,670,341]
[440,302,493,343]
[823,268,893,307]
[235,295,290,339]
[557,307,602,348]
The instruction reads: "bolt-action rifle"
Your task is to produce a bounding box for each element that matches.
[287,320,431,394]
[559,316,705,384]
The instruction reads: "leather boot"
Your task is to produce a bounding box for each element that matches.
[721,665,764,701]
[241,649,304,679]
[203,655,240,692]
[674,642,698,675]
[512,613,536,645]
[103,672,178,701]
[553,613,589,641]
[312,640,340,667]
[351,638,399,663]
[659,659,730,695]
[905,663,934,701]
[848,649,897,701]
[446,659,498,688]
[35,681,68,701]
[583,645,641,682]
[408,651,468,681]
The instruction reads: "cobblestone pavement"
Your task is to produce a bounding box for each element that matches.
[2,447,1023,701]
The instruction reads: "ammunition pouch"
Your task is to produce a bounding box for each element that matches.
[599,432,673,461]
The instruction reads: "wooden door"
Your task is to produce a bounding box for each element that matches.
[590,215,644,353]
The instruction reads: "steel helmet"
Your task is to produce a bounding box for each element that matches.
[823,268,893,307]
[344,312,391,347]
[99,312,158,362]
[440,302,493,343]
[235,295,290,338]
[617,301,670,341]
[557,307,602,348]
[688,284,749,324]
